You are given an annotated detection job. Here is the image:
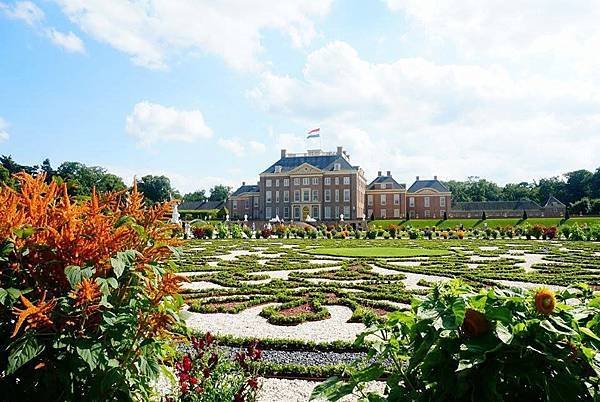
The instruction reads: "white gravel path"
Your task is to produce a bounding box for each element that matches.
[399,271,451,290]
[257,378,386,402]
[181,281,224,291]
[185,304,366,342]
[494,279,564,292]
[369,265,404,276]
[249,267,340,280]
[388,261,421,267]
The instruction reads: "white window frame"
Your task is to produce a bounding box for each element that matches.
[284,178,289,187]
[312,190,319,202]
[381,209,387,218]
[343,206,350,218]
[367,194,373,206]
[335,189,339,202]
[265,207,272,219]
[312,205,319,219]
[324,189,331,202]
[424,197,430,208]
[343,176,350,185]
[233,200,238,209]
[302,188,310,202]
[294,178,300,186]
[284,190,289,202]
[343,189,350,202]
[294,206,301,220]
[393,194,400,205]
[409,197,415,207]
[275,179,280,187]
[312,177,319,185]
[424,210,431,218]
[440,196,446,207]
[266,179,272,187]
[324,177,331,185]
[381,194,386,206]
[324,206,331,219]
[335,177,339,185]
[283,206,290,219]
[302,177,310,185]
[294,190,300,202]
[266,191,272,204]
[275,191,280,203]
[394,208,400,218]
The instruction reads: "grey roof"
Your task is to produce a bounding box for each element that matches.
[544,195,565,208]
[407,179,450,193]
[367,176,406,190]
[452,199,542,212]
[231,184,259,196]
[179,200,225,211]
[261,155,356,174]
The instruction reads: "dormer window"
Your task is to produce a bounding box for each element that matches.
[333,163,341,171]
[274,165,282,173]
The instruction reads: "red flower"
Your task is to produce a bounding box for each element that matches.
[189,376,198,385]
[247,377,258,390]
[208,352,218,368]
[461,309,489,338]
[182,355,192,372]
[203,367,211,378]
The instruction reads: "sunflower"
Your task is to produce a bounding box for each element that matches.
[535,288,556,315]
[461,308,489,338]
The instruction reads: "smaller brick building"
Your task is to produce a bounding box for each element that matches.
[406,176,452,219]
[366,171,406,219]
[226,182,260,220]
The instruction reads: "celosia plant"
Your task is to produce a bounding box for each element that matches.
[0,173,185,401]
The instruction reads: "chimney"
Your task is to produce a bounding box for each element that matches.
[336,146,343,156]
[434,175,438,180]
[242,181,245,186]
[416,176,420,181]
[377,171,382,177]
[387,170,391,176]
[281,149,286,158]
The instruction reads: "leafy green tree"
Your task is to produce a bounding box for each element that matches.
[56,162,126,196]
[501,182,537,201]
[564,169,592,204]
[0,155,37,175]
[589,168,600,199]
[536,177,567,205]
[136,175,179,204]
[40,158,55,183]
[183,189,208,203]
[209,184,231,202]
[569,197,591,215]
[0,165,14,187]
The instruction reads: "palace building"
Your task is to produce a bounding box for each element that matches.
[226,146,450,221]
[225,146,565,221]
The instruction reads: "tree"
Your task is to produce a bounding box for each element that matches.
[0,155,37,175]
[590,168,600,199]
[522,210,528,221]
[569,198,591,215]
[183,190,208,203]
[209,185,231,202]
[136,175,178,204]
[564,170,593,204]
[40,158,55,183]
[502,182,537,202]
[536,177,567,205]
[0,165,13,187]
[56,162,126,196]
[481,211,487,220]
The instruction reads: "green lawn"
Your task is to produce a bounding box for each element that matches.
[370,217,600,229]
[308,247,450,258]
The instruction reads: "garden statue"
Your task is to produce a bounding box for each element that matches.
[226,214,230,222]
[184,222,192,239]
[170,203,180,225]
[252,222,256,231]
[362,214,366,221]
[244,214,248,222]
[340,214,344,222]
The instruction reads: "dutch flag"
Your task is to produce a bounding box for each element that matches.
[307,128,320,139]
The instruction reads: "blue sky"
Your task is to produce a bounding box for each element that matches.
[1,1,600,193]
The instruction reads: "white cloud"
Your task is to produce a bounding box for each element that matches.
[0,1,44,25]
[0,117,9,142]
[1,1,86,54]
[46,28,85,53]
[250,41,600,184]
[126,101,213,147]
[54,0,331,70]
[217,138,266,157]
[383,0,600,77]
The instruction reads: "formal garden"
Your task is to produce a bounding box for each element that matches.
[1,174,599,401]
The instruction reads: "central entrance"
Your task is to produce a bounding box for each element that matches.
[302,205,309,220]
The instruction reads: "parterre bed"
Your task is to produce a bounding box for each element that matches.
[177,238,600,380]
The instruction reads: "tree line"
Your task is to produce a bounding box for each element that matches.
[0,156,231,205]
[444,168,600,214]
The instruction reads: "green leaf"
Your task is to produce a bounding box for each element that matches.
[0,288,8,305]
[12,225,34,239]
[77,342,103,370]
[452,298,466,326]
[65,265,83,288]
[580,327,600,341]
[110,257,126,279]
[354,365,385,382]
[495,322,513,344]
[7,335,44,374]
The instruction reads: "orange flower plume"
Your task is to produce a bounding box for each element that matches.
[69,278,102,307]
[461,308,489,338]
[11,291,57,338]
[535,288,556,315]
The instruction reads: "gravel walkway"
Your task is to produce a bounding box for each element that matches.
[185,304,366,342]
[256,378,386,402]
[222,346,364,366]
